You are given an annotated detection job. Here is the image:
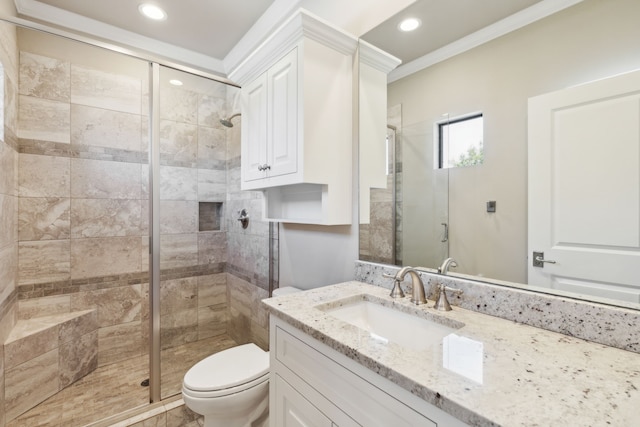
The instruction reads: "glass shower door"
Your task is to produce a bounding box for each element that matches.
[154,65,239,399]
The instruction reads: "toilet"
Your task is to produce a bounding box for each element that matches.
[182,286,301,427]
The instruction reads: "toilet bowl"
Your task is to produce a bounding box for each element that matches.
[182,343,269,427]
[182,287,302,427]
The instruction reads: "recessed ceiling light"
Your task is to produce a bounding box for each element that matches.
[398,17,421,32]
[138,3,167,21]
[169,79,183,86]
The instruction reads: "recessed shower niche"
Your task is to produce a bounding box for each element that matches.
[199,202,223,231]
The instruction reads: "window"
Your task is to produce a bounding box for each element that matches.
[438,113,483,169]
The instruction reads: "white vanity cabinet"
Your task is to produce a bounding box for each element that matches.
[270,316,469,427]
[231,10,356,225]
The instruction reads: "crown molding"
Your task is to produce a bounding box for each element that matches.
[223,0,301,76]
[388,0,585,83]
[358,40,401,74]
[228,8,357,86]
[14,0,226,75]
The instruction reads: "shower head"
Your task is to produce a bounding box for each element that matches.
[220,113,241,128]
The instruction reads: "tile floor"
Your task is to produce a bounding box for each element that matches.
[8,334,237,427]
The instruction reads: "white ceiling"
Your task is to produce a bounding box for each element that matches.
[31,0,275,59]
[361,0,543,64]
[11,0,583,80]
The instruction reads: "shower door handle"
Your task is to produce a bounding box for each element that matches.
[441,223,448,242]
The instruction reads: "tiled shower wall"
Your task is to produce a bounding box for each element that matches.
[225,111,274,351]
[13,44,234,368]
[15,47,151,369]
[0,20,19,427]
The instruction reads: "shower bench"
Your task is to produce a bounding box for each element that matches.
[3,309,98,422]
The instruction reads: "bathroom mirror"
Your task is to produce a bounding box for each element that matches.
[358,0,640,308]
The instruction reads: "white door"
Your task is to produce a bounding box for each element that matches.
[241,71,268,183]
[528,70,640,303]
[268,48,299,178]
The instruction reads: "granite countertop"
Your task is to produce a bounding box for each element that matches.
[262,281,640,427]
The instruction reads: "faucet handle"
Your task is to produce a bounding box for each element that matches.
[390,279,405,299]
[383,272,405,299]
[433,283,463,311]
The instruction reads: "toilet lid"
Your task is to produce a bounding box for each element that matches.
[183,343,269,392]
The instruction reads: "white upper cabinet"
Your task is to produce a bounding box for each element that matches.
[231,9,357,225]
[242,48,298,184]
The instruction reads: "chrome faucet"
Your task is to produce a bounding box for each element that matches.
[384,267,427,305]
[437,257,457,275]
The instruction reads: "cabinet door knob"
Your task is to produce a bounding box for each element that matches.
[258,164,271,171]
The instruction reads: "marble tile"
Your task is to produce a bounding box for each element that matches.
[160,234,198,269]
[4,322,58,369]
[17,294,70,320]
[71,64,141,114]
[19,154,70,198]
[0,243,18,302]
[59,329,98,388]
[8,335,234,426]
[198,232,226,265]
[160,120,197,165]
[0,300,17,344]
[18,197,70,241]
[197,126,226,165]
[5,349,59,422]
[97,321,142,367]
[18,95,70,143]
[130,412,167,427]
[160,85,198,124]
[160,308,198,350]
[0,193,17,247]
[227,274,267,324]
[166,401,203,427]
[141,235,150,273]
[6,74,18,137]
[227,305,250,345]
[250,319,269,352]
[160,277,197,315]
[0,21,18,80]
[140,282,149,352]
[159,165,197,201]
[198,304,227,340]
[71,158,141,199]
[18,239,70,285]
[19,51,70,102]
[70,284,142,328]
[0,140,17,195]
[58,309,98,344]
[160,200,197,234]
[71,104,142,152]
[197,93,226,128]
[141,164,149,200]
[197,273,226,307]
[70,236,141,279]
[70,198,141,238]
[197,168,226,201]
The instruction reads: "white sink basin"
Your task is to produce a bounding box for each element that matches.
[319,298,462,351]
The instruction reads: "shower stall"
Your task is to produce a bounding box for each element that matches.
[0,20,275,426]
